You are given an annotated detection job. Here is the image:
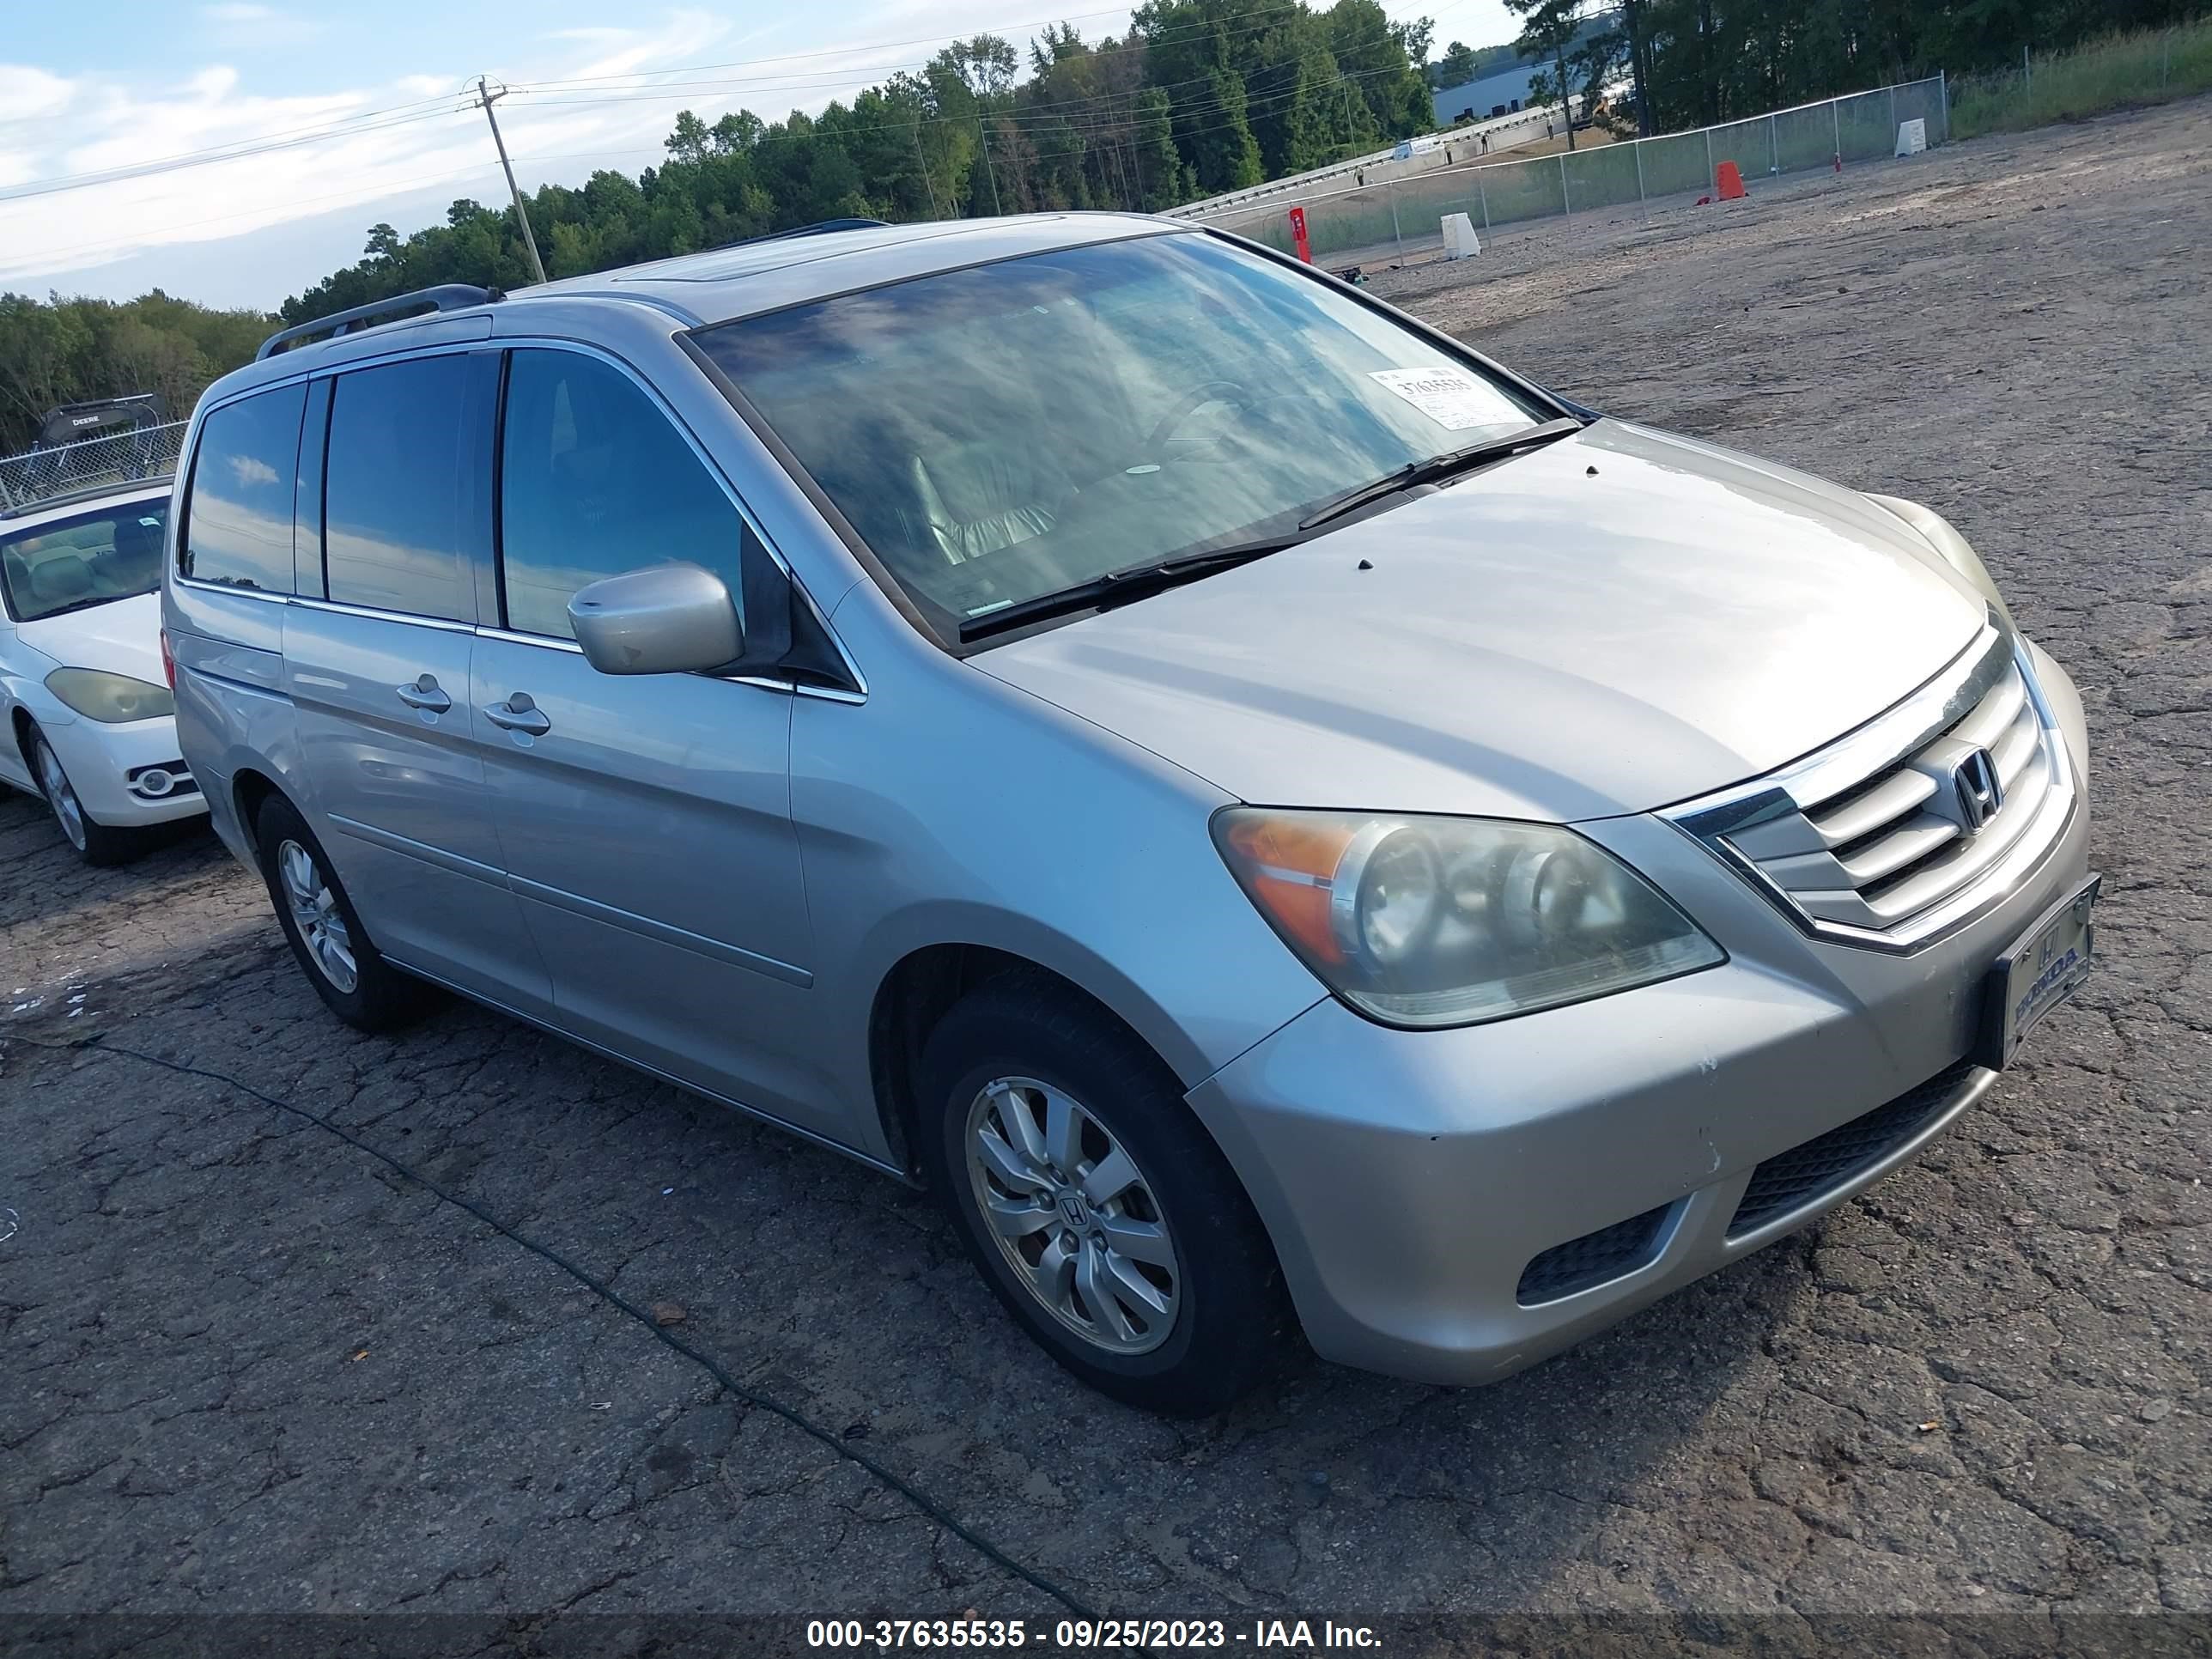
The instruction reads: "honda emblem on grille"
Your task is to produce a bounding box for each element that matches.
[1952,747,2003,831]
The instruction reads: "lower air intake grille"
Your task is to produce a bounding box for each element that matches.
[1516,1202,1673,1304]
[1727,1059,1976,1237]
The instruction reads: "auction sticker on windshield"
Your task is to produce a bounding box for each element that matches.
[1368,366,1526,431]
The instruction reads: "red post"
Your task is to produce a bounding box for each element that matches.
[1289,205,1312,263]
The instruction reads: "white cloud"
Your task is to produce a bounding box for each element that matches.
[543,9,729,85]
[0,15,750,299]
[0,4,1170,302]
[197,3,328,47]
[0,64,76,123]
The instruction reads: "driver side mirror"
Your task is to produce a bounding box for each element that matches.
[568,562,744,676]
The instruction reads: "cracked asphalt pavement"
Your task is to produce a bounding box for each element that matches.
[3,97,2208,1630]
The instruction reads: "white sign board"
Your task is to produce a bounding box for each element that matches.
[1442,212,1480,260]
[1895,118,1928,157]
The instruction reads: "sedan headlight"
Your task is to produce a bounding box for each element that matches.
[1866,495,2014,629]
[45,668,174,724]
[1212,808,1724,1028]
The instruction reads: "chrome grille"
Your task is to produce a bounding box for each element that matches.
[1668,624,2075,950]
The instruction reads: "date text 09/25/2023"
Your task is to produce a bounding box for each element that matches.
[806,1618,1383,1650]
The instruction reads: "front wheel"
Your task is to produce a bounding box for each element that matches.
[254,793,436,1031]
[29,728,146,866]
[918,975,1291,1416]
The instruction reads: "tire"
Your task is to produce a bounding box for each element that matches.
[28,727,148,867]
[254,793,436,1032]
[917,973,1291,1416]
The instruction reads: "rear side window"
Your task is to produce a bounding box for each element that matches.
[497,349,749,639]
[323,355,485,622]
[179,385,305,592]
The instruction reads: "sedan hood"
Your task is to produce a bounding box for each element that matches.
[15,592,166,686]
[977,422,1989,822]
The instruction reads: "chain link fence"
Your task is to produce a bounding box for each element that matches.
[0,421,186,514]
[1190,76,1951,270]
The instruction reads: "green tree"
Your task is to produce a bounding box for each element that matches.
[0,290,271,456]
[1430,40,1480,87]
[1507,0,1601,148]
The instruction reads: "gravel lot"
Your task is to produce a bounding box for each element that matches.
[4,97,2209,1638]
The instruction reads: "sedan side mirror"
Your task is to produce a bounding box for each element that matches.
[568,563,744,676]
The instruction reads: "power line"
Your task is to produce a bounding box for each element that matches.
[518,0,1423,92]
[520,23,1425,142]
[0,94,474,205]
[512,0,1430,112]
[0,0,1442,208]
[4,160,509,275]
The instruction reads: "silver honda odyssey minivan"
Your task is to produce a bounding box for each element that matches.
[165,215,2094,1414]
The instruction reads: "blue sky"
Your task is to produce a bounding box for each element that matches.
[2,0,1510,312]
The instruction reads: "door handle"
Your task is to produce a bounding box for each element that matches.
[395,676,451,713]
[483,693,551,737]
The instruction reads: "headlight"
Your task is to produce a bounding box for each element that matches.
[1212,808,1724,1028]
[45,668,174,724]
[1866,495,2014,629]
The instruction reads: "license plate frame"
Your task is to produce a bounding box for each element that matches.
[1975,872,2100,1072]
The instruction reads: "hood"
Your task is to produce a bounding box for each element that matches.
[976,422,1988,822]
[15,591,167,686]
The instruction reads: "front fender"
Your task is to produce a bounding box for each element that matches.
[790,623,1329,1160]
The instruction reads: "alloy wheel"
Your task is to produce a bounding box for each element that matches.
[963,1075,1182,1354]
[276,838,358,994]
[33,741,87,853]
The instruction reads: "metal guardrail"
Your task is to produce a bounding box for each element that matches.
[0,421,186,514]
[1187,76,1952,268]
[1167,98,1581,222]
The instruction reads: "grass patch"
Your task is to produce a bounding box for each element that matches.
[1950,17,2212,138]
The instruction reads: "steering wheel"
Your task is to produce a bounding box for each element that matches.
[1145,380,1250,458]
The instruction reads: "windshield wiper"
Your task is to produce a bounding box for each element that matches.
[957,538,1295,643]
[955,416,1583,645]
[1297,416,1584,532]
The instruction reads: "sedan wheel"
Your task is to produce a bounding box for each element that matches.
[33,738,88,853]
[276,837,359,994]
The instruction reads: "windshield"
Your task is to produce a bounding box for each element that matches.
[694,232,1547,642]
[0,497,170,624]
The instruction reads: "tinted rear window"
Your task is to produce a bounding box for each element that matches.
[323,356,484,622]
[179,386,305,592]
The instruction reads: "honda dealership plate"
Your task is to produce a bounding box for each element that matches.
[1979,873,2099,1071]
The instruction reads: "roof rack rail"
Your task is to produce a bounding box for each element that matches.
[257,283,499,362]
[722,216,889,252]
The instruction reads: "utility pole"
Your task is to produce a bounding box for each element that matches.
[476,76,547,286]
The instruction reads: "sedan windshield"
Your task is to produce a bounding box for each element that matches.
[694,232,1548,642]
[0,498,169,624]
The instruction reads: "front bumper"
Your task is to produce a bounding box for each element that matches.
[1188,646,2091,1386]
[37,713,208,828]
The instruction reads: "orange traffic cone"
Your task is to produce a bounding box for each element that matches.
[1716,161,1747,200]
